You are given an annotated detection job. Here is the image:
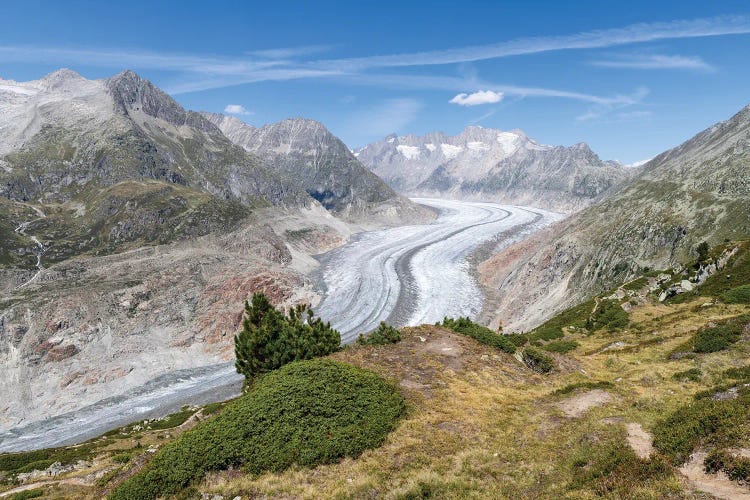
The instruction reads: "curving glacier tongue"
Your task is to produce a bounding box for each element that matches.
[314,198,561,342]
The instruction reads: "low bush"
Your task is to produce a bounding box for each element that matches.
[553,380,614,396]
[570,438,672,496]
[587,300,629,332]
[704,449,750,483]
[522,347,554,373]
[109,359,405,500]
[147,407,195,430]
[652,397,749,464]
[356,322,401,346]
[111,452,131,464]
[9,490,45,500]
[543,340,579,354]
[722,284,750,304]
[0,442,97,474]
[440,317,516,354]
[691,315,747,353]
[671,368,702,382]
[530,325,564,341]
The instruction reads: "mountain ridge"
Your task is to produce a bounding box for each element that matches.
[356,126,629,212]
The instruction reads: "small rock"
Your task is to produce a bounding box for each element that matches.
[418,336,426,342]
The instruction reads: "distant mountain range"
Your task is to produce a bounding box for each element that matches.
[356,127,630,212]
[201,113,423,223]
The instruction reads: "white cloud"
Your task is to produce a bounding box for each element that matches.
[224,104,252,115]
[576,87,650,121]
[591,54,715,71]
[449,90,504,106]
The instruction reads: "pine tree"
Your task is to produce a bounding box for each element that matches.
[234,292,341,385]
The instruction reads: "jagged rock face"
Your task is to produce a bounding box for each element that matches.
[0,69,306,207]
[479,104,750,332]
[201,113,402,214]
[356,127,628,212]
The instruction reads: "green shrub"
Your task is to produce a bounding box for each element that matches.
[704,449,750,483]
[356,322,401,346]
[553,380,614,396]
[672,368,702,382]
[570,439,672,496]
[652,398,748,464]
[9,490,45,500]
[587,300,629,331]
[0,443,97,474]
[147,407,195,430]
[543,340,579,354]
[506,333,529,347]
[234,293,341,383]
[522,347,554,373]
[530,325,564,341]
[722,284,750,304]
[691,316,747,353]
[440,317,516,354]
[111,452,131,464]
[723,365,750,381]
[109,359,405,500]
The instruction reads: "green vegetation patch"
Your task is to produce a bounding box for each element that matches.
[553,380,614,396]
[8,490,45,500]
[570,437,672,497]
[439,317,516,354]
[0,442,98,475]
[653,395,750,465]
[671,368,702,382]
[704,449,750,483]
[109,359,405,500]
[522,347,554,374]
[543,340,580,354]
[588,300,629,332]
[722,284,750,304]
[691,315,748,353]
[356,322,402,346]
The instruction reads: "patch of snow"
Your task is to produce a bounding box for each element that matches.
[425,143,436,152]
[387,137,395,143]
[467,141,490,151]
[397,144,421,160]
[0,84,37,96]
[626,158,652,168]
[440,143,463,159]
[496,132,520,155]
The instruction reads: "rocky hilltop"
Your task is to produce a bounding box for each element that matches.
[202,113,431,226]
[356,126,629,212]
[479,104,750,331]
[0,69,425,432]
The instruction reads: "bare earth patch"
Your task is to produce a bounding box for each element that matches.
[556,389,613,418]
[680,451,750,500]
[626,422,653,459]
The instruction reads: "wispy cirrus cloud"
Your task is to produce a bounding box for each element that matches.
[576,87,650,122]
[591,54,715,71]
[0,14,745,106]
[310,15,750,70]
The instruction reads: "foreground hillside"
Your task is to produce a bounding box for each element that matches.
[2,242,748,499]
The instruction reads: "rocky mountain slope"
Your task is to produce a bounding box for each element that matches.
[0,69,425,432]
[356,127,628,212]
[479,104,750,332]
[201,113,431,225]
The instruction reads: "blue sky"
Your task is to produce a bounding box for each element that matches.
[1,1,750,163]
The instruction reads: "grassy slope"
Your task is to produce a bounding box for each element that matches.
[2,246,749,499]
